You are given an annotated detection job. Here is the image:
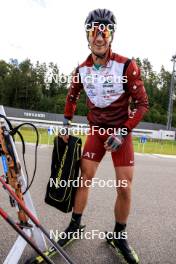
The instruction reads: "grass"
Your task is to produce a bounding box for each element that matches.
[133,138,176,155]
[14,127,176,155]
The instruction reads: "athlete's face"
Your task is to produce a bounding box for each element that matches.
[88,27,112,56]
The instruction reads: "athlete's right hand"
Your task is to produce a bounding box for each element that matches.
[58,117,71,143]
[63,117,72,126]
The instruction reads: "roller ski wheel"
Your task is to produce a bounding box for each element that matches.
[105,231,139,264]
[25,224,86,264]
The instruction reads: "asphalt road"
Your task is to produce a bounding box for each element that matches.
[0,144,176,264]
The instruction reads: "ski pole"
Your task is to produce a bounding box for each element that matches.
[0,207,55,264]
[0,176,76,264]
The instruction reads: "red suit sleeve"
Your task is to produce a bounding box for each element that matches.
[64,68,83,120]
[123,59,149,131]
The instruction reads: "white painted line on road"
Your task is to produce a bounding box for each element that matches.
[15,142,52,148]
[15,143,176,158]
[135,152,176,159]
[152,154,176,159]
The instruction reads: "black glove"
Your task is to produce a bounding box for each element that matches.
[105,134,124,151]
[63,117,72,126]
[58,118,72,136]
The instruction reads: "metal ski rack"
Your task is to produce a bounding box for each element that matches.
[0,105,47,264]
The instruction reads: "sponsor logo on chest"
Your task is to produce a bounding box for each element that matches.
[79,61,126,108]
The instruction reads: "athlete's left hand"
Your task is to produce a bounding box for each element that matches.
[104,134,124,152]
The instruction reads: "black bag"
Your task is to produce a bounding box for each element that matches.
[45,135,82,213]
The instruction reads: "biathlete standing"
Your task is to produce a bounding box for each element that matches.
[59,9,149,264]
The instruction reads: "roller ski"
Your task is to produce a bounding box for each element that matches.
[26,222,86,264]
[105,231,139,264]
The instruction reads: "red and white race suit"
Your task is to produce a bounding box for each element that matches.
[64,50,149,166]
